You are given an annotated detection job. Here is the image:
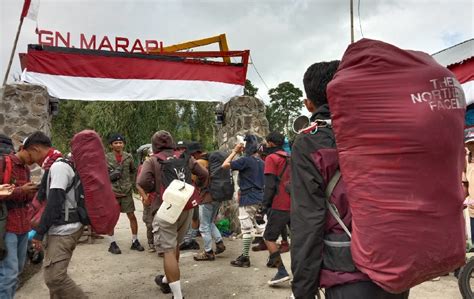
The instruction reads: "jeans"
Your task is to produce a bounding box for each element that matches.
[0,232,29,299]
[199,202,223,252]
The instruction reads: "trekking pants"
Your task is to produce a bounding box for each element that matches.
[43,227,87,299]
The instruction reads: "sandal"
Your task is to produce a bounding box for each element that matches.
[193,250,215,261]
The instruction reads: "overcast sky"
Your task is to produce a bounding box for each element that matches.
[1,0,473,104]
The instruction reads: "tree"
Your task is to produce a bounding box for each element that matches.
[51,99,219,159]
[244,79,258,97]
[266,81,303,135]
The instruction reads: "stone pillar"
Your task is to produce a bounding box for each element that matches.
[216,96,269,234]
[0,83,52,148]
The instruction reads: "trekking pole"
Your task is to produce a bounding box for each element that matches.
[350,0,355,43]
[3,18,24,87]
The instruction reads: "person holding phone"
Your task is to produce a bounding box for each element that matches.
[0,141,37,299]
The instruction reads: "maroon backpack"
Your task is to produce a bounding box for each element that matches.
[327,38,465,293]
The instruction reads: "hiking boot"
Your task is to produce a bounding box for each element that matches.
[268,269,290,286]
[179,240,200,251]
[230,255,250,268]
[148,244,156,253]
[252,240,267,252]
[194,250,215,261]
[108,242,122,254]
[279,240,290,253]
[215,241,226,255]
[131,240,145,251]
[154,274,171,294]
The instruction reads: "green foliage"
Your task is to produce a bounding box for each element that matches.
[51,100,217,157]
[266,81,303,136]
[244,79,258,97]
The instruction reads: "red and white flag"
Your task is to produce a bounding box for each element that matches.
[21,0,40,21]
[449,61,474,106]
[21,46,248,102]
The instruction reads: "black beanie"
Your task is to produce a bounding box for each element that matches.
[108,133,126,144]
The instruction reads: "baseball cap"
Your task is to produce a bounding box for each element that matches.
[465,127,474,144]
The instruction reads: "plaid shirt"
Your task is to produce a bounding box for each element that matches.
[1,154,33,234]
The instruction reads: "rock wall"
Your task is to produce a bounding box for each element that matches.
[0,84,53,148]
[216,96,269,234]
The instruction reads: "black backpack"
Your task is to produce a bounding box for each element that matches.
[207,151,234,202]
[54,159,90,226]
[155,151,197,209]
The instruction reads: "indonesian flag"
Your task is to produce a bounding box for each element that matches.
[449,59,474,106]
[21,0,40,21]
[21,46,249,102]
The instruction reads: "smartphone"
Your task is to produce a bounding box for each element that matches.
[236,135,246,147]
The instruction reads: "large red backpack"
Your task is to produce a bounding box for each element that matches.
[327,38,466,293]
[71,130,120,234]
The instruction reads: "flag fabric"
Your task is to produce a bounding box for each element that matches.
[449,59,474,106]
[21,46,249,102]
[21,0,40,21]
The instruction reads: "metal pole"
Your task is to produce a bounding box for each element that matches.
[350,0,354,43]
[3,18,24,87]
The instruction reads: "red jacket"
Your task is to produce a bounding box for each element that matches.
[1,154,34,234]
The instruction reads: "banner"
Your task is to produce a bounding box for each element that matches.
[21,45,249,102]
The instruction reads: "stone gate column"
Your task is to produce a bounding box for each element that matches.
[0,83,53,147]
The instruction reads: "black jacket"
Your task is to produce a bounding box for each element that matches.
[290,104,336,298]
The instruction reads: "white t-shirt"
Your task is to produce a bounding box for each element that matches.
[48,161,82,236]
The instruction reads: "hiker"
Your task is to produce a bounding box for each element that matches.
[137,131,208,299]
[0,136,37,299]
[136,144,155,252]
[0,134,14,155]
[261,131,292,286]
[186,142,226,262]
[290,62,409,298]
[26,131,87,298]
[222,134,265,267]
[257,143,290,254]
[464,127,474,252]
[106,133,144,254]
[179,141,201,251]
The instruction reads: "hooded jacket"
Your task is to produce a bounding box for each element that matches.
[290,104,368,298]
[137,131,209,213]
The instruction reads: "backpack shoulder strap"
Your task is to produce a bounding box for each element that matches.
[0,155,13,185]
[53,158,77,193]
[273,152,289,180]
[325,170,351,239]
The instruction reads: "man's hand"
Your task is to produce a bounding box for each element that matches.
[233,143,244,154]
[143,194,151,206]
[20,182,39,194]
[32,239,42,251]
[0,184,14,196]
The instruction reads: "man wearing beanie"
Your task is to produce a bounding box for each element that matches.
[137,130,208,299]
[222,134,265,267]
[106,133,144,254]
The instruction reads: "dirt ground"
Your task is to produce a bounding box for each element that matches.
[16,198,464,299]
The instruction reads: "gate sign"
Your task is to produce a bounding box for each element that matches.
[21,45,249,102]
